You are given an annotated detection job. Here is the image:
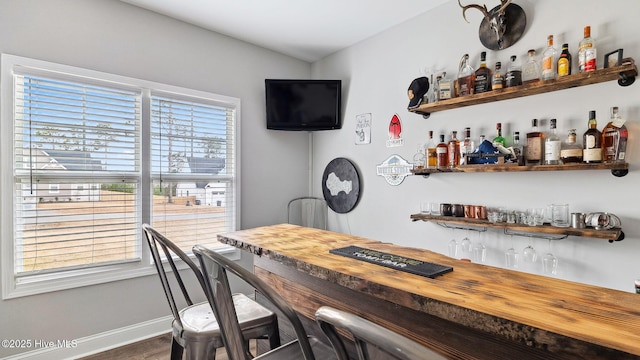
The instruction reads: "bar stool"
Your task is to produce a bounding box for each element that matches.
[315,306,447,360]
[193,245,336,360]
[143,224,280,360]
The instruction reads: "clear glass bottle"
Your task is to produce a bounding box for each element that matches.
[542,35,558,81]
[512,131,525,165]
[545,119,561,164]
[493,122,506,147]
[460,127,475,165]
[438,72,455,100]
[560,129,583,163]
[474,51,492,94]
[583,110,602,163]
[578,25,596,73]
[457,54,475,96]
[522,49,541,84]
[557,43,572,77]
[602,106,628,163]
[491,62,504,90]
[426,130,438,168]
[436,134,449,169]
[526,118,545,165]
[434,75,442,101]
[448,131,461,168]
[413,143,425,169]
[505,55,522,88]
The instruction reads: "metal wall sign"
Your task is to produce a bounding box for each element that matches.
[386,114,404,148]
[322,157,361,213]
[376,154,414,186]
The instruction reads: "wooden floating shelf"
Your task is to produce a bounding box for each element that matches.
[409,61,638,116]
[411,162,629,175]
[410,213,624,242]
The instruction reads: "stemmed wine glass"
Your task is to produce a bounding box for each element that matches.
[542,239,558,275]
[505,234,519,268]
[448,228,458,259]
[522,238,537,272]
[472,230,487,263]
[460,230,472,261]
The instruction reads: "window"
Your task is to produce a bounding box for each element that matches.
[1,54,239,298]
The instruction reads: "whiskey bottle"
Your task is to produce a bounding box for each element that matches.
[560,129,583,163]
[438,73,455,100]
[512,131,525,165]
[426,130,438,168]
[522,49,541,84]
[448,131,461,168]
[457,54,475,96]
[505,55,522,88]
[583,110,602,163]
[541,35,558,81]
[460,127,475,166]
[602,106,628,163]
[544,119,561,164]
[492,122,506,147]
[413,143,425,170]
[557,43,572,77]
[578,26,596,73]
[436,134,449,169]
[526,118,545,165]
[474,52,492,94]
[491,62,504,90]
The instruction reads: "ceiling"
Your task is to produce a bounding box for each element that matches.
[121,0,449,63]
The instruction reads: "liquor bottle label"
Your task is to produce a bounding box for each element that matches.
[560,149,582,157]
[586,134,596,148]
[583,148,602,162]
[542,56,553,74]
[526,137,542,160]
[585,49,597,72]
[545,142,561,160]
[558,59,570,76]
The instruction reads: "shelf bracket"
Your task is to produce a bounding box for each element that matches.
[611,168,629,177]
[503,228,567,241]
[618,71,635,87]
[609,231,625,243]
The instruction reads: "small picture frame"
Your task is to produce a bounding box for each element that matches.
[604,49,623,68]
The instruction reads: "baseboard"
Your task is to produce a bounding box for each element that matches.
[3,315,172,360]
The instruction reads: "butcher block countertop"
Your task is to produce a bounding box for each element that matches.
[218,224,640,358]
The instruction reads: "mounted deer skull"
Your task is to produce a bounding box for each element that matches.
[458,0,526,50]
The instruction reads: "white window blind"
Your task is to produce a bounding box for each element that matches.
[150,94,236,251]
[13,74,141,275]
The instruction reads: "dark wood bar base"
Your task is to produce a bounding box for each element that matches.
[219,224,640,359]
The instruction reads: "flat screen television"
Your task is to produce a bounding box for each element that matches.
[265,79,342,131]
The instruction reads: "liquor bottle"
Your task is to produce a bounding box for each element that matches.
[436,134,449,169]
[544,119,561,165]
[457,54,475,96]
[438,73,455,100]
[505,55,522,88]
[512,131,525,165]
[474,51,492,94]
[542,35,558,81]
[578,26,596,73]
[426,130,438,168]
[434,75,442,101]
[560,129,583,163]
[602,106,628,163]
[522,49,541,84]
[583,110,602,163]
[413,143,425,169]
[493,123,506,147]
[448,131,461,168]
[491,62,504,90]
[557,43,572,77]
[526,118,545,165]
[460,127,475,165]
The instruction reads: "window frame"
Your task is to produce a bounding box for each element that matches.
[1,54,241,299]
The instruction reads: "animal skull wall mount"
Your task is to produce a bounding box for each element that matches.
[458,0,526,50]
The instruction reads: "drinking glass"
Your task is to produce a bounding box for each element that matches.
[542,240,558,275]
[472,231,487,263]
[420,202,432,214]
[505,235,519,268]
[460,232,472,260]
[448,238,458,258]
[522,240,537,272]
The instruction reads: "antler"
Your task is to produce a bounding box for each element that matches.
[497,0,512,14]
[458,0,491,22]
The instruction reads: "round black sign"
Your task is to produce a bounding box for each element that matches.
[322,157,361,214]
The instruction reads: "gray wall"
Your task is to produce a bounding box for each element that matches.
[312,0,640,291]
[0,0,311,357]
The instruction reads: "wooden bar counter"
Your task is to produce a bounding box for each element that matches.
[218,224,640,359]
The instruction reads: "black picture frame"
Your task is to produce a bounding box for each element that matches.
[604,49,623,68]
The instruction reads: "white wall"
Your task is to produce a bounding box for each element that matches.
[0,0,311,357]
[312,0,640,292]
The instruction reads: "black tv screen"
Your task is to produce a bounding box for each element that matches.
[265,79,342,131]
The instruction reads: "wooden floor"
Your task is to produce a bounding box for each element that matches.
[78,333,255,360]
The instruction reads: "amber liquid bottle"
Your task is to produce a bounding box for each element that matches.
[557,43,572,77]
[436,134,449,169]
[526,118,545,165]
[448,131,461,168]
[583,110,602,163]
[602,106,628,163]
[474,51,492,94]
